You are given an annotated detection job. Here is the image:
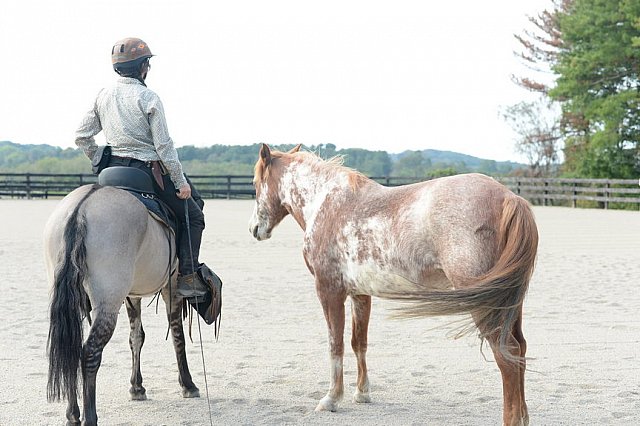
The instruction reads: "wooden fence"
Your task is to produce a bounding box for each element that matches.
[500,177,640,209]
[1,173,639,209]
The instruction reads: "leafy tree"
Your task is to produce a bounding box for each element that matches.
[510,1,566,176]
[0,141,524,177]
[428,167,458,178]
[392,151,432,178]
[181,160,254,175]
[550,0,640,178]
[478,159,498,174]
[309,143,338,159]
[501,97,561,176]
[513,0,566,94]
[340,148,392,176]
[513,0,640,178]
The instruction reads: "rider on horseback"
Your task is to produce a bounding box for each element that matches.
[74,37,211,302]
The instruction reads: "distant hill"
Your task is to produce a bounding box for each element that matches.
[420,149,522,169]
[0,141,527,177]
[392,149,524,175]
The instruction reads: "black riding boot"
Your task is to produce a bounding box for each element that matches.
[176,269,208,300]
[175,201,207,299]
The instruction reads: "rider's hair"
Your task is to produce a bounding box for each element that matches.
[114,57,149,83]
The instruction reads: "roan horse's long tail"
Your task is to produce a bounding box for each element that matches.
[391,195,538,365]
[47,185,101,402]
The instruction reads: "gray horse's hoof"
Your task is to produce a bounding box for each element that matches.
[182,386,200,398]
[129,386,147,401]
[130,392,147,401]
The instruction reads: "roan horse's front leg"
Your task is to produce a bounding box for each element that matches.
[125,297,147,400]
[161,287,200,398]
[315,286,347,412]
[350,295,372,404]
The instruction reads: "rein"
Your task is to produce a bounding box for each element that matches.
[184,198,213,426]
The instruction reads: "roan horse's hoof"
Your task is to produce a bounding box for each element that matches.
[353,391,371,403]
[182,386,200,398]
[315,395,338,412]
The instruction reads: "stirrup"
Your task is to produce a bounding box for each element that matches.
[176,271,208,300]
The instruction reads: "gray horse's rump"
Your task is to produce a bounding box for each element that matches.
[98,166,176,232]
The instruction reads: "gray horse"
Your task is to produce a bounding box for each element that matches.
[45,184,200,425]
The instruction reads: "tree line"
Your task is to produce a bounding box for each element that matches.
[0,141,523,178]
[506,0,640,178]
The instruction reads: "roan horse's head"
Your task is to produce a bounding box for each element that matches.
[248,143,301,241]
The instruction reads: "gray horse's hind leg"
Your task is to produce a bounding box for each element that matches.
[66,400,80,425]
[125,297,147,400]
[161,287,200,398]
[82,311,118,426]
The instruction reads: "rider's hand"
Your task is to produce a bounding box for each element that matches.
[176,184,191,200]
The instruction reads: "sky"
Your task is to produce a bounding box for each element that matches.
[1,0,553,163]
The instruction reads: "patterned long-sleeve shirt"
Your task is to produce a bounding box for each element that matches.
[75,77,188,189]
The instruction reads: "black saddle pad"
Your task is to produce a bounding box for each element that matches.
[130,192,177,234]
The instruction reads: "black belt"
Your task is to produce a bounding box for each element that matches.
[111,156,150,167]
[111,156,166,190]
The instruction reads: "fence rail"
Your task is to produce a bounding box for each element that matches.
[1,173,639,209]
[500,177,640,209]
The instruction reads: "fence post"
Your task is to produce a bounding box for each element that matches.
[604,181,609,209]
[26,173,32,199]
[572,184,577,208]
[227,176,231,200]
[544,180,549,206]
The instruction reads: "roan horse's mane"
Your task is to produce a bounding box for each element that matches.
[257,148,369,190]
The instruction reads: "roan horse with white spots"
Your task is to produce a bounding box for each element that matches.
[249,144,538,426]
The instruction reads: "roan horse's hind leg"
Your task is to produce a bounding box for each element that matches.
[81,311,118,426]
[315,286,347,412]
[350,295,372,403]
[161,288,200,398]
[476,309,529,426]
[125,297,147,400]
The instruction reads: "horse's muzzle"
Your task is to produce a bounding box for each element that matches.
[250,224,271,241]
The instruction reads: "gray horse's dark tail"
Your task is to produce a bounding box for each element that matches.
[47,185,101,402]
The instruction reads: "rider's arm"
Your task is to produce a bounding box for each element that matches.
[75,92,103,160]
[146,93,188,190]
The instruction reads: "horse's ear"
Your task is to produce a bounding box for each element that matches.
[289,144,302,154]
[260,143,272,165]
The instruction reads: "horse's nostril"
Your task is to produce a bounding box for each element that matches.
[252,226,258,238]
